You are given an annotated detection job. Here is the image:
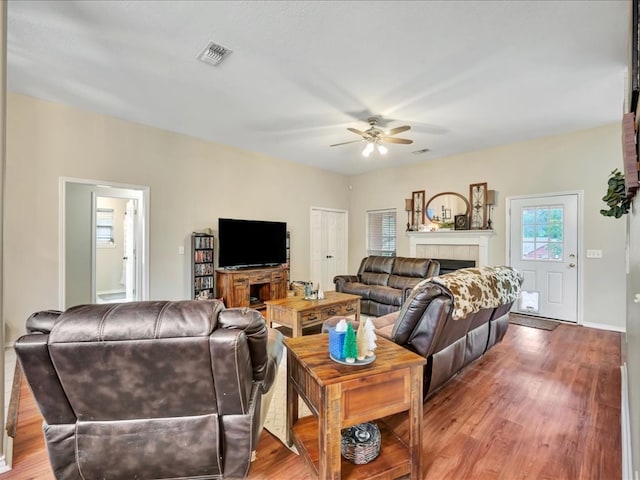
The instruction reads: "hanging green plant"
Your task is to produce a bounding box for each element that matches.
[600,169,633,218]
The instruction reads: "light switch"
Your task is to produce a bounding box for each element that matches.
[586,249,603,259]
[178,246,185,255]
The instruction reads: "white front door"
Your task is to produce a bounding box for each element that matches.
[310,208,348,292]
[508,193,579,322]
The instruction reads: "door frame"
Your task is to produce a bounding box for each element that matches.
[59,177,150,309]
[505,190,584,325]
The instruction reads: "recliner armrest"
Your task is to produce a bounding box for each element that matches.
[261,328,284,394]
[218,308,270,381]
[334,275,359,291]
[14,333,76,425]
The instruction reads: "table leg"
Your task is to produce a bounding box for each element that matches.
[409,365,423,480]
[354,301,361,324]
[319,384,342,480]
[293,314,303,337]
[286,350,298,447]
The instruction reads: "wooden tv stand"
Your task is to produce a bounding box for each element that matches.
[216,265,287,309]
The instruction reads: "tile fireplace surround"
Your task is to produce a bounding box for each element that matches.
[407,230,495,267]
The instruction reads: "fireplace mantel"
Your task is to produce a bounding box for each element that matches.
[407,230,495,266]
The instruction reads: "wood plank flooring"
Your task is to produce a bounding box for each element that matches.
[0,323,621,479]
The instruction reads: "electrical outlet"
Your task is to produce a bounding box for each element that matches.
[586,249,603,259]
[178,246,184,255]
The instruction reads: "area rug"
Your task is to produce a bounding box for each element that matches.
[509,313,559,331]
[262,349,311,453]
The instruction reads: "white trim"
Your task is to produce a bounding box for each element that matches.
[622,363,633,480]
[59,177,150,310]
[581,321,626,333]
[407,230,494,266]
[505,190,584,325]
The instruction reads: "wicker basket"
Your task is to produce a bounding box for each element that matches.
[341,422,381,464]
[290,281,308,297]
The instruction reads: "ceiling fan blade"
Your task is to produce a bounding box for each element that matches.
[329,139,364,147]
[384,137,413,144]
[386,125,411,136]
[347,127,371,138]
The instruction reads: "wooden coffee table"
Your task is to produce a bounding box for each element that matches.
[285,333,425,480]
[264,291,360,337]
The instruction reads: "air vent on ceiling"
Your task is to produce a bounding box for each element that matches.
[412,148,430,155]
[197,41,232,66]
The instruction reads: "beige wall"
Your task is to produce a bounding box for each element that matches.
[5,92,626,343]
[5,93,350,343]
[348,123,626,330]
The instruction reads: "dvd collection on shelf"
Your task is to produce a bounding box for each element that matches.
[192,233,215,300]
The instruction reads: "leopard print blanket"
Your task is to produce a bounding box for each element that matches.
[429,266,523,320]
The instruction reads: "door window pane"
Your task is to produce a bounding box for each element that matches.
[522,205,563,261]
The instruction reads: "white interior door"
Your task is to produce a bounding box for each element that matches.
[508,193,579,322]
[310,208,348,291]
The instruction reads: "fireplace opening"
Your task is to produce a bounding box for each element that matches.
[435,259,476,275]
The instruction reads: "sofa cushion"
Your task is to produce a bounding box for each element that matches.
[340,282,372,299]
[368,286,403,307]
[387,275,423,291]
[388,258,436,289]
[360,272,390,286]
[358,256,394,286]
[390,257,433,277]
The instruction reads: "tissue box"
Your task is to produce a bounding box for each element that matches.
[328,327,346,359]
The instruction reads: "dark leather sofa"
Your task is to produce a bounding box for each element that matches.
[326,266,522,400]
[333,255,440,316]
[15,299,283,480]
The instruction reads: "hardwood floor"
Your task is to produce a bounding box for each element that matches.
[1,323,621,479]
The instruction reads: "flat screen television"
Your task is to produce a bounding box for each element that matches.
[218,218,287,268]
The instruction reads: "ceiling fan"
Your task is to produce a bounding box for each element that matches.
[330,116,413,156]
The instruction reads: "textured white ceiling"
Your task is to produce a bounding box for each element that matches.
[7,0,630,175]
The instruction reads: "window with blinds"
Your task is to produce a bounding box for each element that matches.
[96,208,115,247]
[367,209,397,256]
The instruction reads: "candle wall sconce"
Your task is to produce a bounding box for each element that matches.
[404,198,413,231]
[486,190,496,229]
[411,190,425,229]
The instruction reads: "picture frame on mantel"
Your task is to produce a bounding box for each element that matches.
[411,190,425,229]
[469,182,488,229]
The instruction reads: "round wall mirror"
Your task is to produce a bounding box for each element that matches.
[425,192,470,222]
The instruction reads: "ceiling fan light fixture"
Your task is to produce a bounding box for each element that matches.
[377,143,388,155]
[362,141,375,157]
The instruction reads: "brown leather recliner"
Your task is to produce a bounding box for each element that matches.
[15,300,284,480]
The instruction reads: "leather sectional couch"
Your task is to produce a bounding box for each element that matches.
[326,266,523,400]
[333,255,441,316]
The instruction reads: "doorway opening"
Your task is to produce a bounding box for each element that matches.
[60,178,149,309]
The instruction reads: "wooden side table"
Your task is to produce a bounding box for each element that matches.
[265,291,360,337]
[285,334,425,480]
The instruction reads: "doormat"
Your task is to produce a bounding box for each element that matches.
[509,313,559,331]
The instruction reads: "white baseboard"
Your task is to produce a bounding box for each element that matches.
[581,321,625,333]
[0,431,12,473]
[622,363,634,480]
